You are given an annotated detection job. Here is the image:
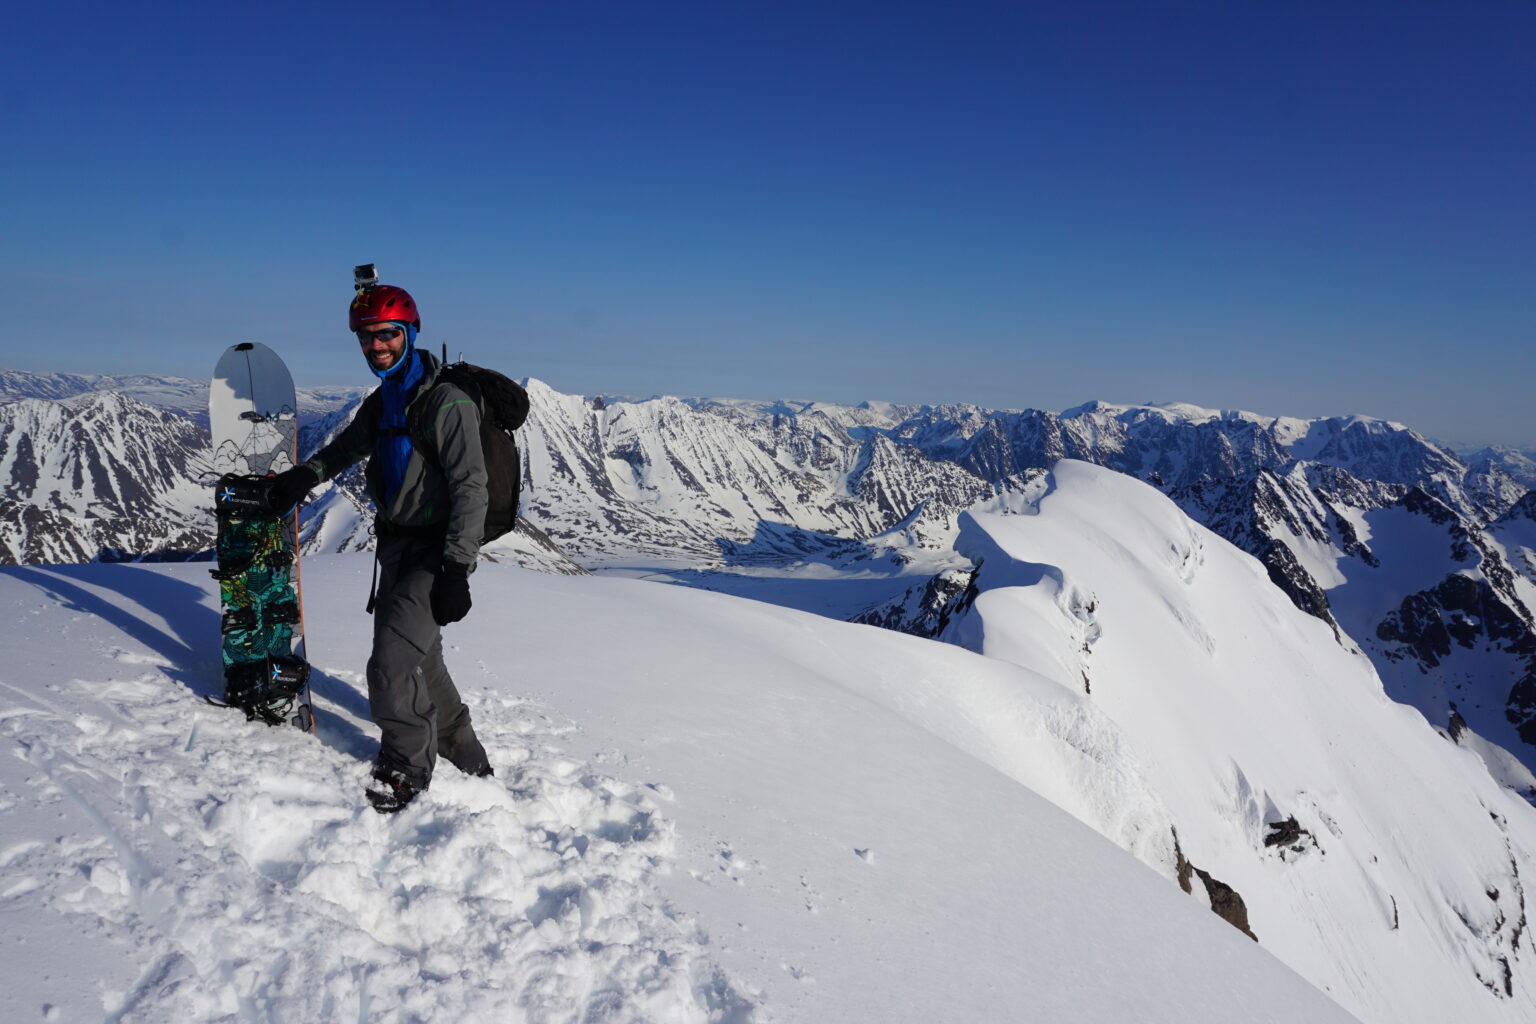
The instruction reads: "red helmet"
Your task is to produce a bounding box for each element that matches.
[350,285,420,331]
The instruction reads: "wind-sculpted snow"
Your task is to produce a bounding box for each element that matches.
[0,558,1361,1023]
[940,461,1536,1023]
[761,395,1536,774]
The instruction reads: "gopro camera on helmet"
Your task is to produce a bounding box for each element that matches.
[348,268,421,331]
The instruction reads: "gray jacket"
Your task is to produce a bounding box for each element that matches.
[303,351,488,567]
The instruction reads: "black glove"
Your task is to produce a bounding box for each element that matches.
[266,466,319,515]
[431,561,474,626]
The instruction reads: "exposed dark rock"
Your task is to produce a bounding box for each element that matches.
[1194,867,1257,941]
[1449,703,1470,743]
[1172,827,1258,942]
[1258,539,1341,639]
[1262,815,1320,860]
[1264,817,1304,848]
[1380,575,1536,666]
[851,554,984,640]
[1330,505,1381,568]
[851,564,978,637]
[1402,485,1458,526]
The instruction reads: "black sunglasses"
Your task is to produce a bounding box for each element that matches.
[357,326,404,344]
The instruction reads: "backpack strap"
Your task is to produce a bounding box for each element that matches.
[405,368,482,470]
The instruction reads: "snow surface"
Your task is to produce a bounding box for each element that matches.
[0,557,1355,1023]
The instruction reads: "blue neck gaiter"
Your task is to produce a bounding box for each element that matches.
[373,324,426,506]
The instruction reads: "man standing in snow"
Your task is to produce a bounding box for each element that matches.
[264,278,493,812]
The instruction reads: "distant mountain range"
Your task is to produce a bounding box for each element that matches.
[1462,444,1536,490]
[2,367,1534,781]
[0,368,367,428]
[0,370,579,575]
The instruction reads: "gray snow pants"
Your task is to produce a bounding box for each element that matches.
[367,526,489,787]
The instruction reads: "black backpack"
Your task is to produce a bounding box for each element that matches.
[407,362,531,543]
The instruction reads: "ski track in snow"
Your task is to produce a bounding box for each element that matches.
[0,649,753,1021]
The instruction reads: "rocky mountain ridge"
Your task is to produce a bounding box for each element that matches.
[0,392,214,564]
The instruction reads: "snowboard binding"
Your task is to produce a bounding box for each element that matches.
[214,654,312,728]
[214,472,278,520]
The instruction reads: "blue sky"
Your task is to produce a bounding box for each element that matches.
[3,1,1532,445]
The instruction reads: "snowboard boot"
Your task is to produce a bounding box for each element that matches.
[366,763,426,814]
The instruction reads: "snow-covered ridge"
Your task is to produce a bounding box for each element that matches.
[939,462,1536,1022]
[517,376,1501,566]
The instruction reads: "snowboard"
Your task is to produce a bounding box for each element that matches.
[209,342,315,731]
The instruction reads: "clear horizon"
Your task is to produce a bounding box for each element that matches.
[4,1,1532,448]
